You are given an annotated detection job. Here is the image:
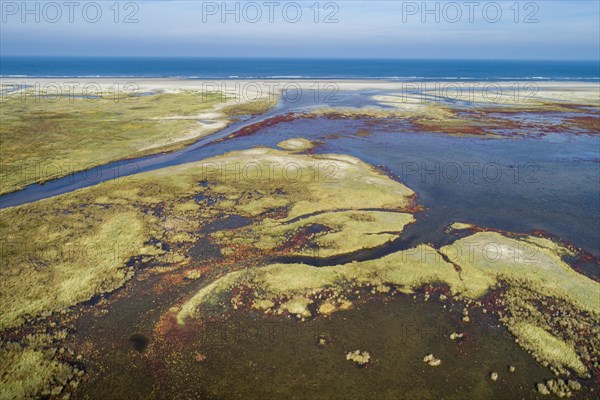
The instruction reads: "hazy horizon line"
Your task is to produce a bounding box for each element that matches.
[2,55,599,62]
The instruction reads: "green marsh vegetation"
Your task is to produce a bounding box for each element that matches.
[1,143,417,329]
[312,88,600,138]
[0,143,416,398]
[0,137,598,398]
[0,88,275,194]
[178,228,600,385]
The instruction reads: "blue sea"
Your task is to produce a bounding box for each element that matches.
[1,57,599,81]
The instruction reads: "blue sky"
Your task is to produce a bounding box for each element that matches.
[1,1,599,59]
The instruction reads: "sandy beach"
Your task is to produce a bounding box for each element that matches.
[4,78,599,98]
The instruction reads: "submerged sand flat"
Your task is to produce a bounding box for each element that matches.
[177,224,599,378]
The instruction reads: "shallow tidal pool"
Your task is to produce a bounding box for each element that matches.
[71,292,557,400]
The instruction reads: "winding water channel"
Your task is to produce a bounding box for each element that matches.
[2,90,598,261]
